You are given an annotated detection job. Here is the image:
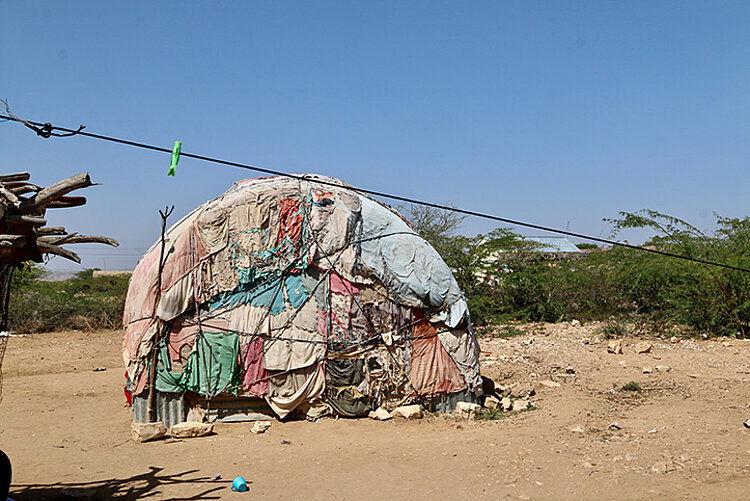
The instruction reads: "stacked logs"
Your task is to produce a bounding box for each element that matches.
[0,172,118,264]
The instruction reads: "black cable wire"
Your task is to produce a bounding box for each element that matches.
[2,112,749,274]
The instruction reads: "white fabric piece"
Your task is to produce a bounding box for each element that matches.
[262,298,324,371]
[436,325,482,392]
[157,273,194,321]
[195,206,229,256]
[429,296,470,329]
[265,362,326,419]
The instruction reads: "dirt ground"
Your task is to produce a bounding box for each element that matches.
[1,323,749,500]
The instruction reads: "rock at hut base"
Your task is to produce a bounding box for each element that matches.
[512,399,530,412]
[169,421,214,438]
[131,421,167,442]
[456,401,482,419]
[251,421,273,434]
[392,404,423,419]
[484,396,501,410]
[368,407,393,421]
[511,384,536,398]
[501,397,513,411]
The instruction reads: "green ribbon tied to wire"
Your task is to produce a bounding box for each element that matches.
[168,140,182,176]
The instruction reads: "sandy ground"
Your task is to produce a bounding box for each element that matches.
[1,324,749,500]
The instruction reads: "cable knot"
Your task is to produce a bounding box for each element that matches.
[37,123,53,138]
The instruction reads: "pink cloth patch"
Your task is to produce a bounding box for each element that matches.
[408,320,466,397]
[330,273,359,295]
[167,320,200,363]
[241,338,269,396]
[317,309,329,337]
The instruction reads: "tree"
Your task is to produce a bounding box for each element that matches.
[399,203,467,258]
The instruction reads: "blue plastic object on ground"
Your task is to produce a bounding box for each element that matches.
[231,476,248,492]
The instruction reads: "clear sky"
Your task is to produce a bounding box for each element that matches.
[2,1,749,272]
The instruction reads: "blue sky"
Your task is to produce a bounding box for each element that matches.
[2,1,749,271]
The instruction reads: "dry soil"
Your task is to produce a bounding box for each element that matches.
[1,323,749,500]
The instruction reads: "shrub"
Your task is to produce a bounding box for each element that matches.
[8,268,130,332]
[621,381,641,392]
[409,205,750,338]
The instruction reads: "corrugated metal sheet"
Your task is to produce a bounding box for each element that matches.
[429,388,478,413]
[199,395,277,423]
[132,391,186,428]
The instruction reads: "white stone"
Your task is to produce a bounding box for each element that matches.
[501,397,513,411]
[392,404,423,419]
[642,367,653,374]
[456,401,482,419]
[539,380,561,388]
[607,340,623,354]
[569,425,584,433]
[484,396,501,410]
[251,420,273,434]
[368,407,393,421]
[635,342,652,354]
[511,384,535,398]
[651,461,668,473]
[512,399,530,412]
[131,421,166,442]
[169,421,214,438]
[495,384,512,397]
[655,365,671,372]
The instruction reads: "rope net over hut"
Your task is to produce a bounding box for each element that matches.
[124,175,481,420]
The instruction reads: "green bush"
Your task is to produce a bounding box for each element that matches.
[621,381,642,392]
[8,268,130,332]
[409,204,750,338]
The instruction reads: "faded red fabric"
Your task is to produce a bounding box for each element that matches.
[330,273,360,295]
[408,320,466,397]
[167,319,201,363]
[123,245,161,371]
[316,309,329,337]
[312,189,335,204]
[276,198,303,245]
[241,338,269,396]
[124,370,132,407]
[123,218,200,365]
[133,366,149,396]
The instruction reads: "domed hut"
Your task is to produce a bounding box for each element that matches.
[124,175,481,424]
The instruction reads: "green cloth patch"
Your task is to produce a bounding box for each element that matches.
[155,330,240,395]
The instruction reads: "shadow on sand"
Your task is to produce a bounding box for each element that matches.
[10,466,233,500]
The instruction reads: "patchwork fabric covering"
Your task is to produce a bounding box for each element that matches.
[123,175,481,418]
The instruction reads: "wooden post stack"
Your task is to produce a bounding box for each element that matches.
[0,172,118,264]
